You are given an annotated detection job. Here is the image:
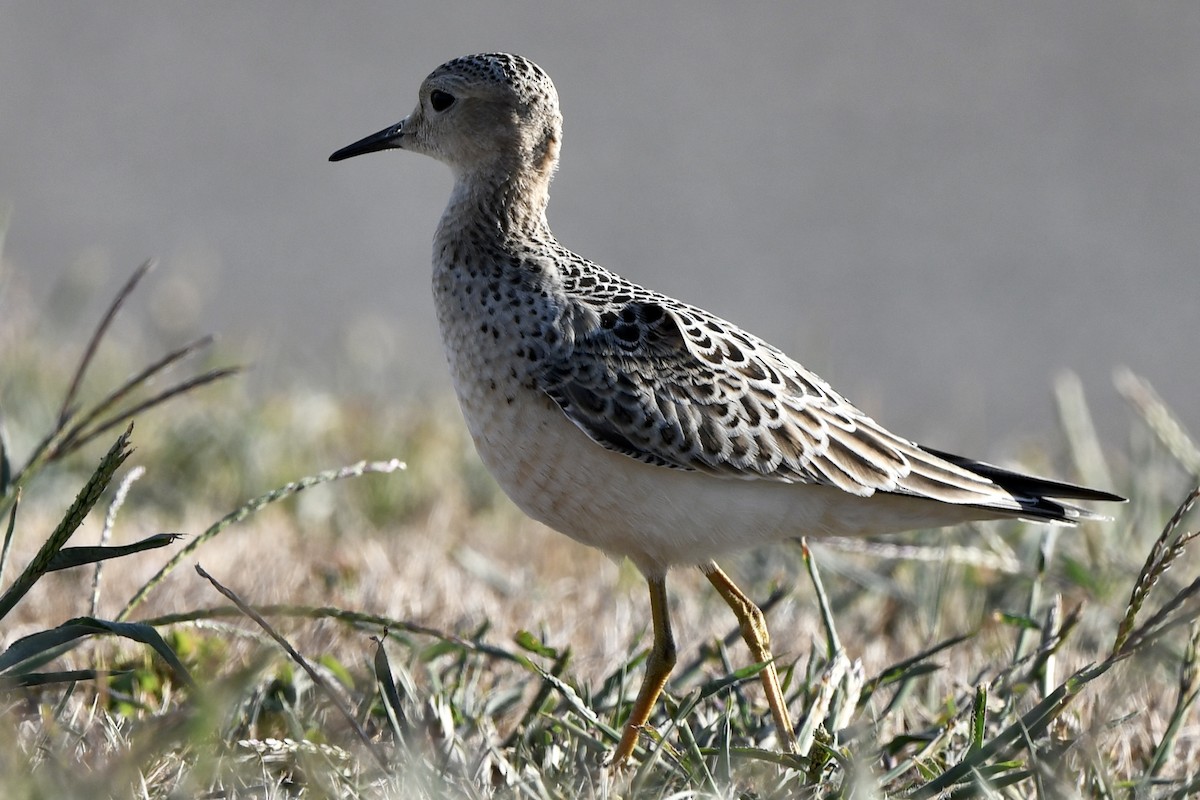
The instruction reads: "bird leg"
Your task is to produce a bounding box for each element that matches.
[701,560,798,753]
[606,575,676,767]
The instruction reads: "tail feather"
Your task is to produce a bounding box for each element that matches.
[919,445,1126,524]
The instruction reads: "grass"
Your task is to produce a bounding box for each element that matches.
[1,258,1198,798]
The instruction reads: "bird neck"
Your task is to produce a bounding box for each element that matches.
[443,166,554,243]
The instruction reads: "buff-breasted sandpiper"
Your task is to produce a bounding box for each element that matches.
[330,52,1124,767]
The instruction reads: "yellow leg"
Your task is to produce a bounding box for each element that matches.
[701,560,798,753]
[606,575,676,767]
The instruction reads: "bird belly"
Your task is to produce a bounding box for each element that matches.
[442,350,986,576]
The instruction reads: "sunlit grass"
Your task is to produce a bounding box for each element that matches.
[1,258,1198,798]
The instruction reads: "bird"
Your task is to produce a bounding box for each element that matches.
[330,52,1124,767]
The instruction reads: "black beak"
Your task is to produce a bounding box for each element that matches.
[329,120,405,162]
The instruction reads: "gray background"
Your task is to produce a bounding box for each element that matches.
[1,2,1195,453]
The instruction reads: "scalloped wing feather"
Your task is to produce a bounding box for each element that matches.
[536,282,1025,512]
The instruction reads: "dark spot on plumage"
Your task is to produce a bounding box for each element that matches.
[724,341,745,363]
[780,374,809,396]
[614,324,640,344]
[749,383,777,405]
[825,436,889,484]
[570,385,607,414]
[729,432,752,462]
[770,425,809,463]
[738,359,768,381]
[754,432,775,457]
[600,311,618,329]
[731,330,756,348]
[589,424,640,456]
[640,303,665,324]
[698,415,723,454]
[740,396,762,427]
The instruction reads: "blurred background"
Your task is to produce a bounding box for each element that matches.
[1,2,1195,453]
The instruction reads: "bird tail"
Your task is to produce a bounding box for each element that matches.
[919,445,1126,524]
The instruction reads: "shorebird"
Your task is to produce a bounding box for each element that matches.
[330,53,1123,766]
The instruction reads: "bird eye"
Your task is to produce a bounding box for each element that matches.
[429,90,455,112]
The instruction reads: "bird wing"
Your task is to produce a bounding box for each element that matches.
[536,289,1020,507]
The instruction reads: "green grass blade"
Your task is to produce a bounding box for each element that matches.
[56,260,156,430]
[0,487,18,589]
[0,426,132,620]
[1149,625,1200,777]
[1114,485,1200,656]
[0,668,132,689]
[911,661,1112,798]
[0,616,192,688]
[52,366,241,461]
[47,533,182,571]
[49,335,226,459]
[373,633,411,744]
[801,537,842,657]
[0,418,11,498]
[860,632,970,705]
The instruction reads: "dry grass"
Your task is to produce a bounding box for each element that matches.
[1,262,1199,798]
